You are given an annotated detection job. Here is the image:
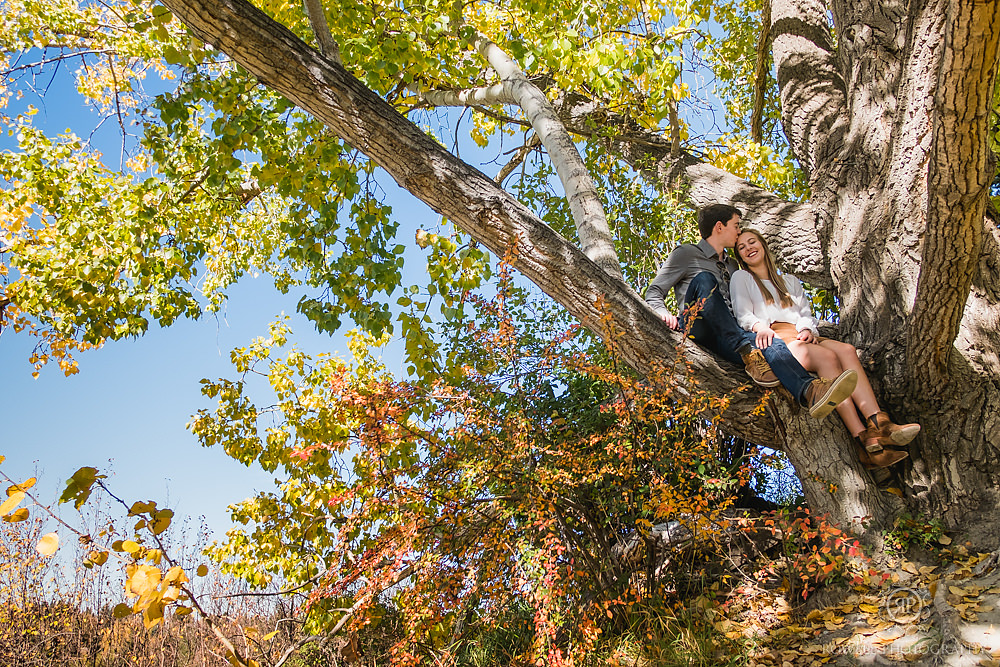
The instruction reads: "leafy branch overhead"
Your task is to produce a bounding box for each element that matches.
[3,0,1000,602]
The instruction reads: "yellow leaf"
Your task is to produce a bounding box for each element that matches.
[129,500,156,515]
[143,600,165,629]
[0,491,25,516]
[938,535,952,545]
[884,487,903,497]
[175,606,193,617]
[262,630,279,641]
[150,509,173,535]
[162,586,181,603]
[196,564,209,577]
[112,603,134,619]
[122,540,141,555]
[164,565,188,585]
[859,603,879,614]
[36,532,59,556]
[89,550,109,566]
[3,507,29,523]
[902,561,919,574]
[7,478,35,496]
[929,580,939,598]
[129,565,161,596]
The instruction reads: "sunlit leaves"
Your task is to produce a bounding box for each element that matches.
[35,531,59,556]
[0,492,25,517]
[192,275,752,663]
[59,466,105,509]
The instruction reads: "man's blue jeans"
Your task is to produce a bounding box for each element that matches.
[680,271,814,405]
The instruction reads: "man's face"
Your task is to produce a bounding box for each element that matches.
[718,214,741,248]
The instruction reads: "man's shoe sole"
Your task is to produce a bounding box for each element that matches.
[753,377,782,388]
[808,370,858,419]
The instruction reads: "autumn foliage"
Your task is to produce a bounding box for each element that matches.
[182,265,779,664]
[1,260,889,665]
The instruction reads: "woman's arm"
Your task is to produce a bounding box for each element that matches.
[785,274,821,336]
[731,271,776,348]
[730,271,762,331]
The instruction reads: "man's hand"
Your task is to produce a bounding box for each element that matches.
[663,313,680,330]
[796,329,816,344]
[754,325,776,349]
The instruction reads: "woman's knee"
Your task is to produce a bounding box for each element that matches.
[825,340,859,363]
[808,345,841,372]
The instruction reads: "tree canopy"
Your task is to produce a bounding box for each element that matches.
[4,1,1000,660]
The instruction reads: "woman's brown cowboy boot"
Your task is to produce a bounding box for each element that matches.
[859,425,891,453]
[867,411,921,447]
[857,446,909,471]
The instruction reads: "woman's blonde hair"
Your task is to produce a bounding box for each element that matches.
[734,229,795,308]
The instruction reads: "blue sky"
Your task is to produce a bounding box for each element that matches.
[0,60,442,538]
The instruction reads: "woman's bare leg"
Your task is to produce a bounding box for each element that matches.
[835,399,866,436]
[786,339,842,378]
[785,340,865,434]
[820,340,880,418]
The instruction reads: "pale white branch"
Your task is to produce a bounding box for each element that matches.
[419,83,516,107]
[475,35,622,279]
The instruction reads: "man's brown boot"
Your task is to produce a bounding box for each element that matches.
[867,411,921,446]
[857,446,909,471]
[805,370,857,420]
[741,348,781,387]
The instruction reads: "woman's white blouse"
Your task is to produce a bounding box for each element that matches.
[730,270,820,336]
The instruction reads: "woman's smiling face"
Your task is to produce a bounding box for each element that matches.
[736,231,766,268]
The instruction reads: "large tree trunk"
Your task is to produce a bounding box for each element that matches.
[159,0,1000,545]
[770,0,1000,542]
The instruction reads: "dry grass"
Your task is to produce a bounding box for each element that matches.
[0,507,331,667]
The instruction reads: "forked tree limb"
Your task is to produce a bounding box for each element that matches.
[157,0,783,446]
[417,85,830,287]
[770,0,849,176]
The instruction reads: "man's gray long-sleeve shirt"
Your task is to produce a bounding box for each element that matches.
[644,239,740,319]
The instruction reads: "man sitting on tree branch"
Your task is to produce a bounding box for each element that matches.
[645,204,855,419]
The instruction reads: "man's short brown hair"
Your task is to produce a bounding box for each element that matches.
[698,204,743,239]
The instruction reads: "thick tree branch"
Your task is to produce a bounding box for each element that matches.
[770,0,849,176]
[157,0,780,446]
[419,85,829,286]
[551,94,831,287]
[909,0,1000,389]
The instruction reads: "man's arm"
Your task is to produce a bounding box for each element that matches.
[644,246,689,330]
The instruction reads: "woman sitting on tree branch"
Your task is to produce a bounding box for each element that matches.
[731,229,918,471]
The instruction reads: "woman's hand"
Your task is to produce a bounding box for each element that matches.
[796,329,816,344]
[754,325,776,349]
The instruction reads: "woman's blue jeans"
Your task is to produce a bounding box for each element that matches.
[680,271,814,405]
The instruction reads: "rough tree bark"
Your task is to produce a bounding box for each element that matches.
[158,0,1000,545]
